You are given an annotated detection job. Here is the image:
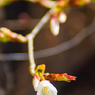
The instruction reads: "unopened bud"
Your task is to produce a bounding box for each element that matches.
[58,12,67,23]
[50,15,60,36]
[0,27,27,43]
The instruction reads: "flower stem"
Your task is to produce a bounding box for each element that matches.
[26,9,53,76]
[28,35,36,76]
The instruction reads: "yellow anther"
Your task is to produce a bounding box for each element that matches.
[43,87,48,94]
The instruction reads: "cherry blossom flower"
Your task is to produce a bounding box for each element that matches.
[37,80,57,95]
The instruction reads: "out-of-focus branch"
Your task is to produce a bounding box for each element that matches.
[0,9,41,30]
[0,10,70,31]
[34,18,95,58]
[0,18,95,61]
[2,62,14,95]
[1,19,40,31]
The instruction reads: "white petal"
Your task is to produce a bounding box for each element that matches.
[37,80,57,95]
[33,76,40,91]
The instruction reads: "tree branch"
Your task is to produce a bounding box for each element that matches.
[26,9,53,38]
[26,9,53,75]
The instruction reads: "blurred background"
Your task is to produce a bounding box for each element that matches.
[0,0,95,95]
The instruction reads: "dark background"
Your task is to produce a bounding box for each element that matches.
[0,1,95,95]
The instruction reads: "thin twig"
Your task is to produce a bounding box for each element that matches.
[26,9,53,75]
[28,35,36,76]
[2,19,39,30]
[26,9,53,38]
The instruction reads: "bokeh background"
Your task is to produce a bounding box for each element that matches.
[0,1,95,95]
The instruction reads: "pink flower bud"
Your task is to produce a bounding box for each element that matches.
[58,12,67,23]
[50,15,60,36]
